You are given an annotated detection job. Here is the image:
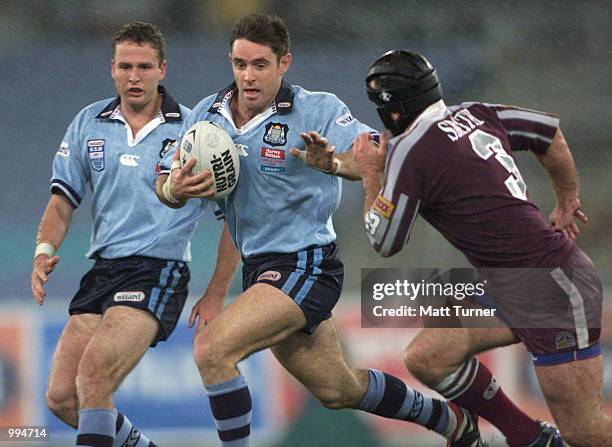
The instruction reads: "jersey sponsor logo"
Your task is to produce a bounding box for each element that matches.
[555,331,577,350]
[257,270,282,282]
[113,291,145,302]
[57,142,70,157]
[277,101,291,108]
[87,139,105,171]
[336,113,356,127]
[159,138,176,158]
[263,122,289,146]
[260,147,286,169]
[165,112,180,118]
[120,154,140,167]
[261,147,285,159]
[483,376,500,400]
[261,165,285,173]
[373,194,395,218]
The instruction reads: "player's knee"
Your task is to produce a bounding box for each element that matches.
[193,335,233,374]
[75,359,114,398]
[404,342,459,386]
[46,387,77,422]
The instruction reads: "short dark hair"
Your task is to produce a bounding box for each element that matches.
[112,22,165,64]
[230,14,290,60]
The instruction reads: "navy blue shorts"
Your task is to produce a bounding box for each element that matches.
[242,243,344,334]
[69,256,190,346]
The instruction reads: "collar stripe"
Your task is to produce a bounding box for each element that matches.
[95,85,182,122]
[207,81,294,115]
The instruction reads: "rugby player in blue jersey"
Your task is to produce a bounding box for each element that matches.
[157,14,485,447]
[31,22,219,447]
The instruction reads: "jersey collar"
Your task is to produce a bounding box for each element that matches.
[95,85,183,122]
[406,100,447,133]
[207,80,295,115]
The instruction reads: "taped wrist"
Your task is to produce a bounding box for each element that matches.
[35,242,56,259]
[162,175,180,204]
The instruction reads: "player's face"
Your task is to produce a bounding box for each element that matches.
[230,39,291,115]
[111,41,166,111]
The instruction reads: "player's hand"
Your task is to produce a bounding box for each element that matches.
[169,149,216,200]
[31,254,60,305]
[352,131,388,178]
[188,292,225,330]
[290,131,337,173]
[549,197,588,240]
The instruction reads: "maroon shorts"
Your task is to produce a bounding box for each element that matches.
[484,248,602,360]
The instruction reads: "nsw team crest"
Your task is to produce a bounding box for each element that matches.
[87,139,105,171]
[263,122,288,147]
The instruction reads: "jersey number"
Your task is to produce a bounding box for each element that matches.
[468,129,527,201]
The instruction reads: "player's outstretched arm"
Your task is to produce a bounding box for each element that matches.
[353,132,388,214]
[155,149,216,208]
[31,194,74,305]
[290,130,364,180]
[189,223,240,329]
[535,128,588,239]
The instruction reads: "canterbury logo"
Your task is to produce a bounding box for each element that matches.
[483,376,500,400]
[409,391,424,418]
[120,154,140,166]
[123,428,141,447]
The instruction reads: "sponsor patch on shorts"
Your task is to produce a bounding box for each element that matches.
[555,331,577,350]
[113,291,145,302]
[257,270,281,282]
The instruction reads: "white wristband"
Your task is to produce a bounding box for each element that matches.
[35,242,56,259]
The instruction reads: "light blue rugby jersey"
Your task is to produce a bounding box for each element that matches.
[161,81,374,257]
[51,86,210,261]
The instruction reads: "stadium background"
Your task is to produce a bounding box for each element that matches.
[0,0,609,445]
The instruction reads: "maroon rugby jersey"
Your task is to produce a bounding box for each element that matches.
[366,101,575,267]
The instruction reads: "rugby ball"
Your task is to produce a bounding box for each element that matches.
[179,121,240,200]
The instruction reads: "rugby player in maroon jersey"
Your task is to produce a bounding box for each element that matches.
[352,51,607,447]
[292,50,608,447]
